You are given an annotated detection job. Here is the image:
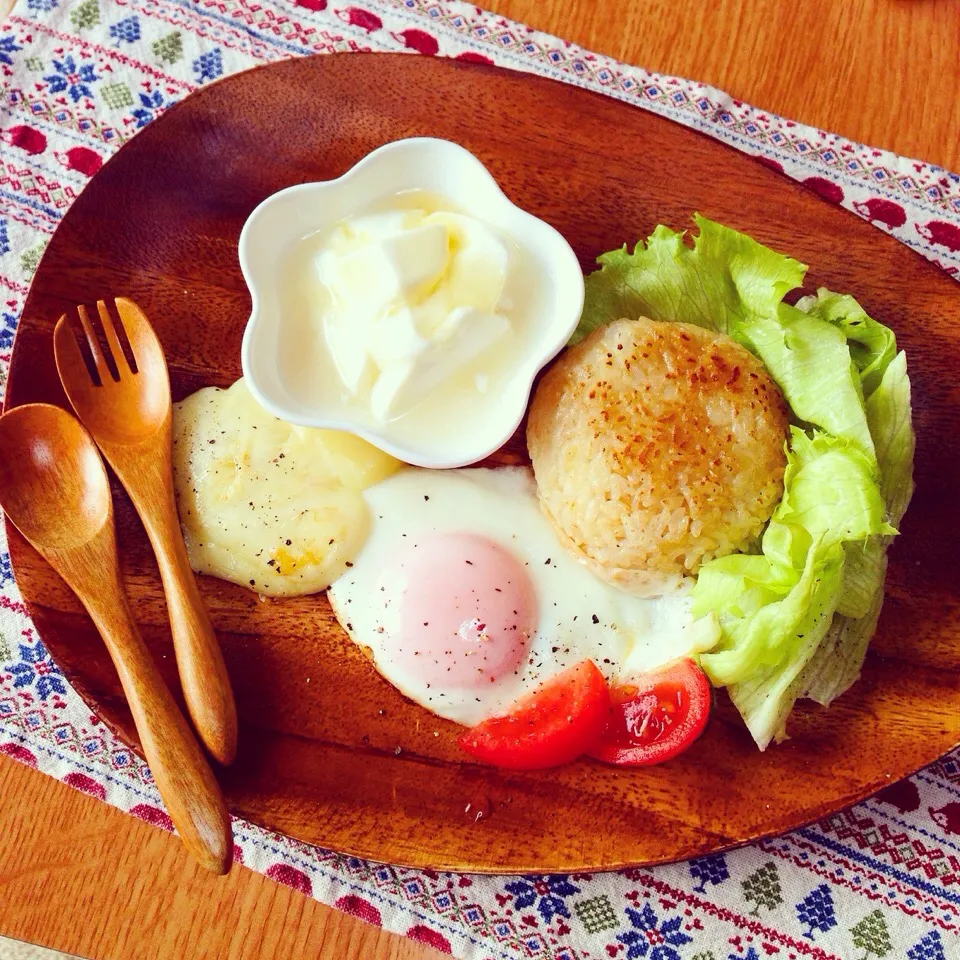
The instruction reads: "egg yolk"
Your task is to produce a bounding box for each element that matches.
[385,533,537,689]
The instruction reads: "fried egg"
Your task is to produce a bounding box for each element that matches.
[327,466,718,726]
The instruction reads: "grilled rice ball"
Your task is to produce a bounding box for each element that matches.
[527,317,789,595]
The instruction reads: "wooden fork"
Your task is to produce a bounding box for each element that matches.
[54,298,238,766]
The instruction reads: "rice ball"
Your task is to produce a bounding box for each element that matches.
[527,317,789,595]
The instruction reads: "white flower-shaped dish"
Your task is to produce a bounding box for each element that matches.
[239,137,584,468]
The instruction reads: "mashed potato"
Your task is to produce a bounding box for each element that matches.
[172,378,400,597]
[527,317,788,595]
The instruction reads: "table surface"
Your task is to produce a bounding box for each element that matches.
[2,1,958,958]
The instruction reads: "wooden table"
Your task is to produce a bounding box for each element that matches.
[1,1,957,957]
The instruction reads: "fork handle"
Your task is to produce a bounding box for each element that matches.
[153,517,239,766]
[133,458,238,767]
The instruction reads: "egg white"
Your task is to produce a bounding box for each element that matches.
[328,466,717,726]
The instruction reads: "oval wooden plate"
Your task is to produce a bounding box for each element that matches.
[5,54,960,873]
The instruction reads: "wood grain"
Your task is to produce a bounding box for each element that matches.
[485,0,960,172]
[6,52,960,875]
[0,5,956,958]
[0,755,447,960]
[0,0,955,169]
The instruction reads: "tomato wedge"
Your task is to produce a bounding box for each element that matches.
[589,658,711,766]
[457,660,611,770]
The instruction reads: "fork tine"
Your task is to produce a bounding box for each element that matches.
[53,313,101,387]
[97,300,131,377]
[111,298,140,373]
[77,304,113,384]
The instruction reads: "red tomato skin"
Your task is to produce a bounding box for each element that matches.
[457,660,611,770]
[589,659,711,767]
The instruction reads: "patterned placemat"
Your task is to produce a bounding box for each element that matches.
[1,2,958,958]
[0,937,78,960]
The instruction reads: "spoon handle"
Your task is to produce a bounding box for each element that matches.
[120,433,238,767]
[76,548,234,874]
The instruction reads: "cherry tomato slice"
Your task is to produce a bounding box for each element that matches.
[589,658,711,766]
[457,660,611,770]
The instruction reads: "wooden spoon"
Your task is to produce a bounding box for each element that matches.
[0,403,233,874]
[54,299,237,766]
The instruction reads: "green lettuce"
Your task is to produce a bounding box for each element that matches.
[695,430,891,693]
[739,307,875,463]
[791,583,884,708]
[577,214,804,344]
[866,351,915,526]
[790,348,915,710]
[578,216,915,749]
[724,546,846,748]
[795,289,897,398]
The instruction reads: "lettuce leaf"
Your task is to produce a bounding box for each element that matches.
[578,216,914,749]
[740,307,875,463]
[795,289,897,398]
[696,430,890,707]
[776,430,892,544]
[714,343,913,745]
[795,560,886,709]
[699,537,842,691]
[835,539,885,619]
[725,546,846,747]
[867,351,915,526]
[790,349,915,705]
[575,214,805,344]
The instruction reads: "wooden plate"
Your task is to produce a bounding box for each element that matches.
[6,54,960,873]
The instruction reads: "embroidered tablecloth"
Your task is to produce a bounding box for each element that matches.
[1,2,959,958]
